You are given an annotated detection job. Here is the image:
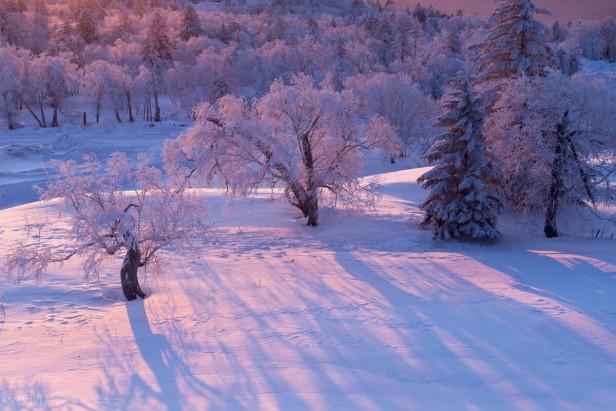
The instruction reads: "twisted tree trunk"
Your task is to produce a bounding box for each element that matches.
[305,192,319,227]
[120,241,146,301]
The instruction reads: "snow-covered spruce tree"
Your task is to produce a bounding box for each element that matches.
[165,74,398,227]
[5,152,207,301]
[489,71,616,238]
[477,0,551,83]
[142,11,173,122]
[418,71,502,240]
[180,5,202,42]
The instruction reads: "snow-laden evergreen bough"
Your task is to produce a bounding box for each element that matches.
[419,71,502,240]
[5,152,208,301]
[477,0,551,83]
[164,74,400,227]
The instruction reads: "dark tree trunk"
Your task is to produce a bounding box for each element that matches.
[120,243,146,301]
[115,109,122,123]
[51,106,59,127]
[83,111,87,126]
[126,91,134,122]
[23,101,44,127]
[96,98,101,123]
[5,107,17,130]
[305,193,319,227]
[39,100,47,128]
[153,87,161,122]
[544,116,567,239]
[544,185,560,238]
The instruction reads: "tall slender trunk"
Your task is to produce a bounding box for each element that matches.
[115,109,122,123]
[544,125,565,238]
[153,86,161,122]
[38,99,47,128]
[120,242,146,301]
[23,101,44,127]
[96,96,101,123]
[126,90,134,122]
[51,106,59,127]
[544,179,561,238]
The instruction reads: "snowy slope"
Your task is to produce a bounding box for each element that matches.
[1,168,616,410]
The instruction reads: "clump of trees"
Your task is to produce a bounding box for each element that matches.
[418,0,616,239]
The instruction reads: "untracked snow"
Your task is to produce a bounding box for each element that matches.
[1,167,615,410]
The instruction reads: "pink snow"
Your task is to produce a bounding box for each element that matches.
[1,168,615,410]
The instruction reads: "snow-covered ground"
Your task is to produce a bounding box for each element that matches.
[0,121,188,209]
[1,166,616,410]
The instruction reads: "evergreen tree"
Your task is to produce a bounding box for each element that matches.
[418,71,502,240]
[477,0,550,82]
[71,0,98,44]
[142,11,173,122]
[180,5,202,42]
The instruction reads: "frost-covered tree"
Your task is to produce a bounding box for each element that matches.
[84,60,132,123]
[0,46,23,129]
[165,74,397,227]
[6,152,208,301]
[489,72,616,237]
[346,72,437,162]
[39,54,79,127]
[142,11,173,122]
[180,5,202,41]
[477,0,551,83]
[418,71,502,240]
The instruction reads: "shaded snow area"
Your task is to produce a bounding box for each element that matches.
[1,167,616,410]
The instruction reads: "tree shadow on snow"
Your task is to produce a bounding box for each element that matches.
[330,246,616,409]
[94,299,222,410]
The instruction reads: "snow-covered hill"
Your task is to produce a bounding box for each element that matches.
[1,168,615,410]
